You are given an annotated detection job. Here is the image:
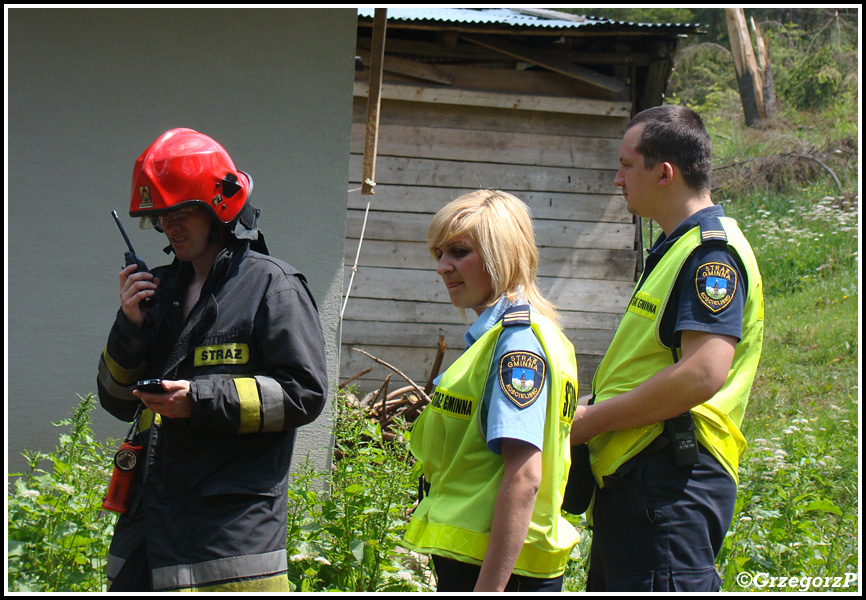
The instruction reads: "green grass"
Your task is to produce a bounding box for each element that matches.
[714,182,859,592]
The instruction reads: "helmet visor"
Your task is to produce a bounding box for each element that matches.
[139,215,160,230]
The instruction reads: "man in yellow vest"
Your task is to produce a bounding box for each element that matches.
[570,106,764,591]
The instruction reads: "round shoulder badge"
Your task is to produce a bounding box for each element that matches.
[498,351,546,409]
[695,261,738,313]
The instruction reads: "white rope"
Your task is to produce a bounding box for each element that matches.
[340,185,374,320]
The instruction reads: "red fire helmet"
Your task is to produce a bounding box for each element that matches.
[129,128,252,228]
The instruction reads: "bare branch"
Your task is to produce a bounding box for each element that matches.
[352,347,432,405]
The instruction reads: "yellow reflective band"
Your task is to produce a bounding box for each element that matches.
[102,346,146,385]
[233,377,261,434]
[627,290,661,320]
[757,289,765,321]
[195,343,250,367]
[151,549,289,591]
[429,390,476,420]
[137,408,160,432]
[190,574,290,592]
[404,518,571,578]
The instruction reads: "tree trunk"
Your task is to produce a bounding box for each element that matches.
[725,8,765,127]
[751,16,777,120]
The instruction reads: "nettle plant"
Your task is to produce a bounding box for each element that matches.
[284,390,432,592]
[8,394,119,592]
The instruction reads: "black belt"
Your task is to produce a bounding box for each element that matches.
[638,434,670,456]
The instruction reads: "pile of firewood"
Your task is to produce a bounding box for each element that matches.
[339,336,446,441]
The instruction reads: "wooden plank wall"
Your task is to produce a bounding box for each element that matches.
[343,81,638,395]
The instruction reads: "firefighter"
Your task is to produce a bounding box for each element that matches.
[97,128,328,591]
[403,190,579,592]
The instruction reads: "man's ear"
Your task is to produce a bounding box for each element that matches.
[658,161,675,186]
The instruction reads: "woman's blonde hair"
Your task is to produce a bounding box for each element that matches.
[427,189,559,324]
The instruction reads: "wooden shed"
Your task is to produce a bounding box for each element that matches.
[343,8,699,394]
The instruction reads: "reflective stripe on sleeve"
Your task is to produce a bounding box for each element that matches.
[101,346,146,385]
[256,376,286,433]
[233,377,261,434]
[97,356,139,403]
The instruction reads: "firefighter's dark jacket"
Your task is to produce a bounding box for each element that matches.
[97,237,328,591]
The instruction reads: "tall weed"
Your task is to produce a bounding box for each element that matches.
[7,394,119,592]
[718,404,858,590]
[284,393,432,592]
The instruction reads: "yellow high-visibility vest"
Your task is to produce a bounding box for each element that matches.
[589,217,764,486]
[403,307,580,578]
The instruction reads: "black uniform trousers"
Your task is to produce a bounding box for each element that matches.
[432,555,564,592]
[587,440,736,592]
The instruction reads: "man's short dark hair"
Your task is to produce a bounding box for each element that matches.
[628,105,712,192]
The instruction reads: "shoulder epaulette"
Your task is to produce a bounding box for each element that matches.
[501,304,532,327]
[699,216,728,244]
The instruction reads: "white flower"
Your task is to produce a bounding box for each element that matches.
[21,489,39,500]
[56,483,75,495]
[313,557,331,566]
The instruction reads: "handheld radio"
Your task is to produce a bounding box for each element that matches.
[112,210,150,275]
[111,210,154,305]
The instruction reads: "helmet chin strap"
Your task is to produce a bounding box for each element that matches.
[207,226,223,245]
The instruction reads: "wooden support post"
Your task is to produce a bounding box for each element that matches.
[361,8,387,196]
[725,8,765,127]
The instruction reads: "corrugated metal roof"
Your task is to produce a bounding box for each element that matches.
[357,7,699,34]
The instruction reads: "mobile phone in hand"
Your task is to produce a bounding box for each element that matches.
[136,379,165,394]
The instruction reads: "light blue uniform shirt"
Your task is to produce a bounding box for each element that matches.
[435,296,549,455]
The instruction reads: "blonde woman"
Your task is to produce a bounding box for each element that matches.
[402,190,579,592]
